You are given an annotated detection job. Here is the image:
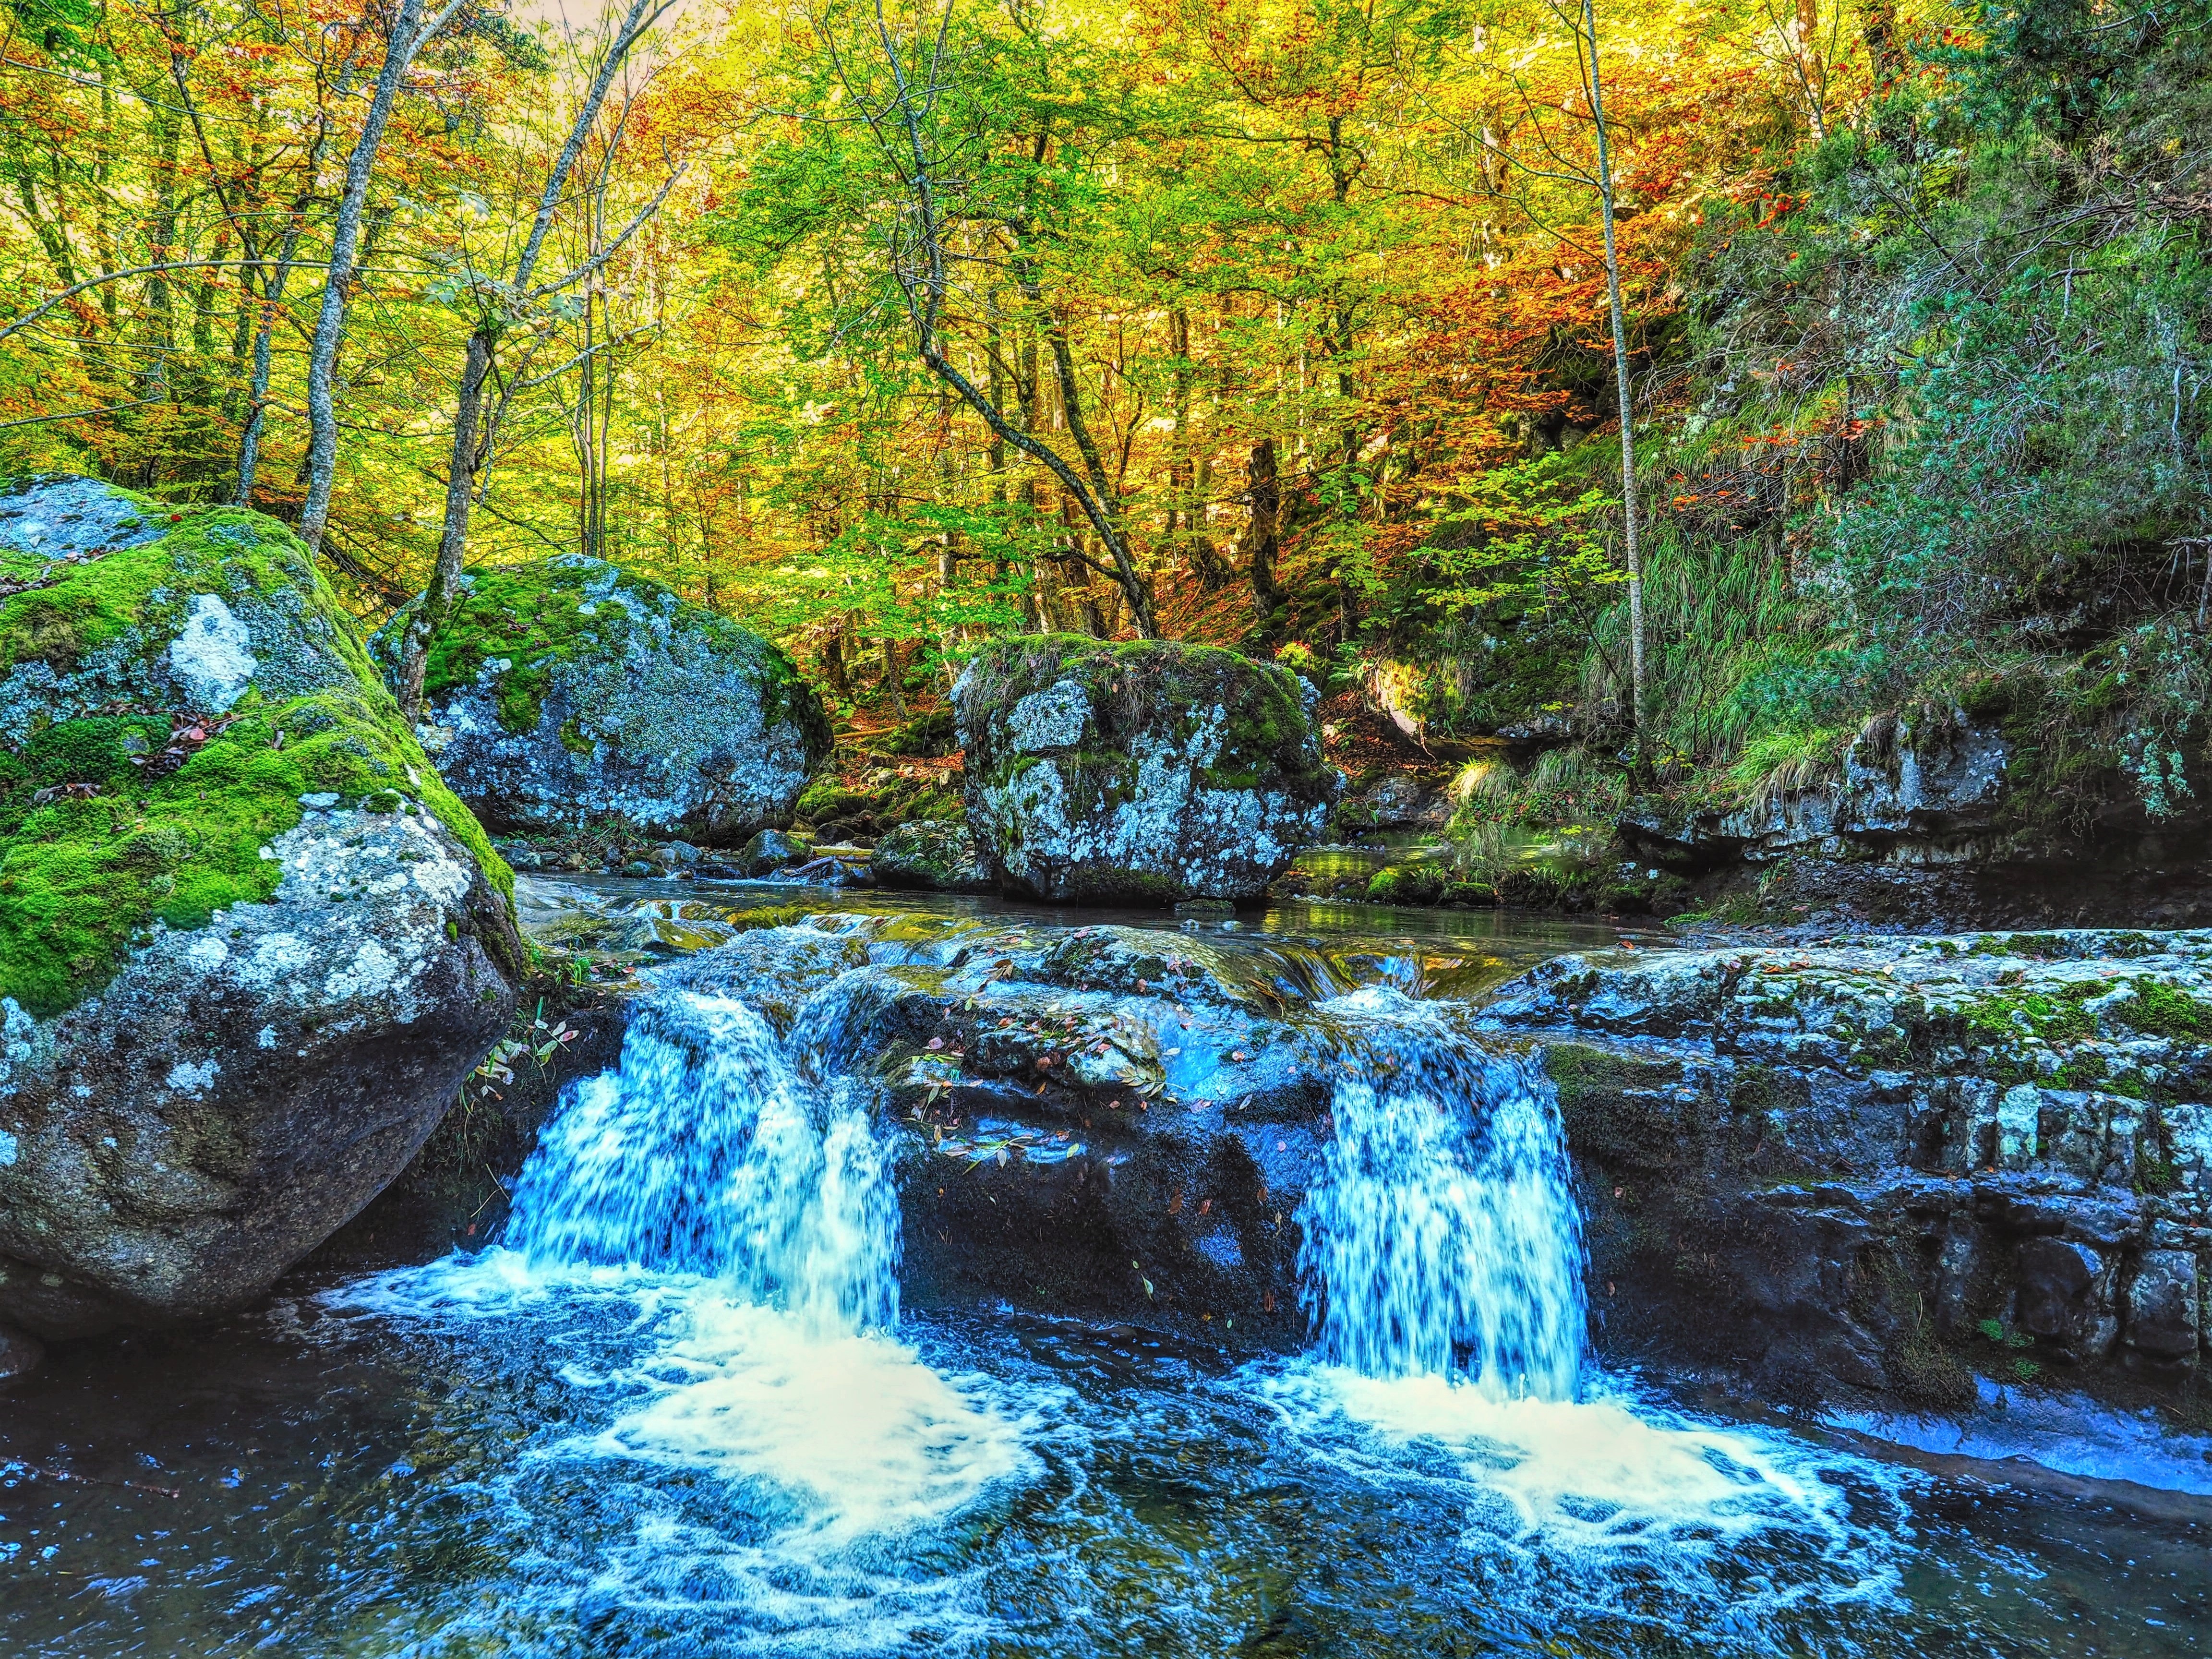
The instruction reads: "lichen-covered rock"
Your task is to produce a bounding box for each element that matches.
[0,475,523,1338]
[955,636,1338,903]
[1479,929,2212,1395]
[374,555,831,845]
[871,818,990,891]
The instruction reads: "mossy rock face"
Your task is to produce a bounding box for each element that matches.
[870,818,991,892]
[0,475,523,1338]
[374,555,831,845]
[954,635,1339,904]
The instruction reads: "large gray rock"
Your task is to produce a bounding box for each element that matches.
[0,477,523,1338]
[954,635,1338,903]
[375,555,831,845]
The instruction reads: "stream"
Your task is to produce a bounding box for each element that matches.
[3,887,2207,1657]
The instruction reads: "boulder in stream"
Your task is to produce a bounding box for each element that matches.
[374,556,831,845]
[870,818,991,891]
[955,636,1339,903]
[0,476,523,1339]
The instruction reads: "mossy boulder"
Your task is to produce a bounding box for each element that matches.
[871,818,991,892]
[0,475,523,1338]
[954,635,1339,903]
[375,555,831,845]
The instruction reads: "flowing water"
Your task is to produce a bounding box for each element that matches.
[3,896,2207,1657]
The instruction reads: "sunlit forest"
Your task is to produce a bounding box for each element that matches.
[4,0,2208,816]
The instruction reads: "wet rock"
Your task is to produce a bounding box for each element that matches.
[2013,1238,2118,1358]
[0,479,523,1339]
[738,827,811,875]
[2126,1250,2202,1362]
[373,556,831,845]
[1486,927,2212,1398]
[0,1319,43,1380]
[647,911,1448,1341]
[955,635,1339,903]
[870,819,990,892]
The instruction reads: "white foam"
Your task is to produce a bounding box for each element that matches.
[333,1259,1027,1654]
[1261,1359,1916,1634]
[588,1297,1025,1548]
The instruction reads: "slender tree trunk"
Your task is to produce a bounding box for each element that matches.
[1583,0,1647,737]
[234,218,306,507]
[300,0,451,554]
[1242,437,1284,643]
[398,330,493,721]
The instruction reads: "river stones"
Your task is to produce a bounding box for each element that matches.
[0,476,523,1339]
[1480,929,2212,1395]
[954,636,1338,903]
[870,819,990,891]
[374,555,831,845]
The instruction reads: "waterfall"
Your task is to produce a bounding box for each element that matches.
[1300,991,1587,1399]
[505,987,900,1335]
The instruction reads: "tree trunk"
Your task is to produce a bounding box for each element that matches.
[1583,0,1647,738]
[397,329,493,721]
[1241,437,1285,644]
[299,0,445,554]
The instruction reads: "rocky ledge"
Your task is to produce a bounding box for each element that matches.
[1482,930,2212,1399]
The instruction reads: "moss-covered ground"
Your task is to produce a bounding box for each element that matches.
[0,492,508,1017]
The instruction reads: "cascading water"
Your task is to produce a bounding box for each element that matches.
[1298,988,1587,1399]
[505,987,899,1334]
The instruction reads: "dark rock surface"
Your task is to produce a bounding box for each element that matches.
[869,819,991,891]
[1480,930,2212,1399]
[0,1319,42,1380]
[375,556,831,845]
[955,635,1339,903]
[648,910,1509,1345]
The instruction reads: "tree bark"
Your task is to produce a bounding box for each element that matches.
[300,0,457,554]
[1582,0,1647,737]
[1241,437,1285,643]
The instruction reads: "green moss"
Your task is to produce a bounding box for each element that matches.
[2116,979,2212,1039]
[1055,866,1180,905]
[1964,983,2098,1043]
[1368,864,1447,905]
[0,492,508,1018]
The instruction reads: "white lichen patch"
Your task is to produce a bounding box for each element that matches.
[165,594,257,713]
[1007,679,1091,752]
[324,939,401,1002]
[164,1058,218,1094]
